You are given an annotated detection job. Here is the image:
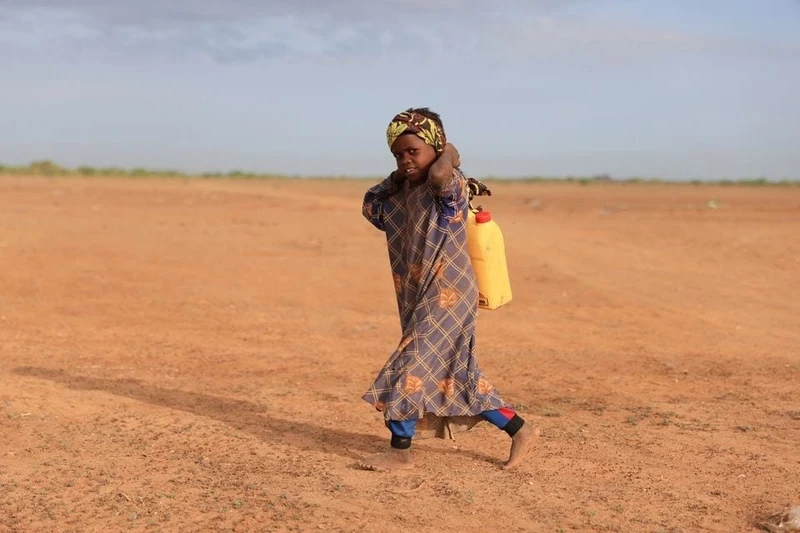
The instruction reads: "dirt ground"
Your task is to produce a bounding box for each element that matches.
[1,175,798,533]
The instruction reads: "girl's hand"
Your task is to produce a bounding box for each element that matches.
[443,143,460,168]
[429,143,461,189]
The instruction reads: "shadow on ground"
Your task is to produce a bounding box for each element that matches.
[13,366,499,467]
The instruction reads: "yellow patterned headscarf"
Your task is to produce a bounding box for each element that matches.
[386,111,446,154]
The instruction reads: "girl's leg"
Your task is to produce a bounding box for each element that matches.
[358,419,417,471]
[482,407,525,436]
[481,407,538,470]
[386,419,417,450]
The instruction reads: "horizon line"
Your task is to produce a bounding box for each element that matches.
[1,159,798,184]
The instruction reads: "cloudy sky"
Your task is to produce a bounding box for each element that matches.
[1,0,799,179]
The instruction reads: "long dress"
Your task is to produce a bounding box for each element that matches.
[361,169,510,439]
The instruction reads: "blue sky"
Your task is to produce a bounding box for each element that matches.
[1,0,799,179]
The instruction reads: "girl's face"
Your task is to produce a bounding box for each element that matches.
[390,133,438,183]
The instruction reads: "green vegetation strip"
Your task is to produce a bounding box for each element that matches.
[1,160,797,186]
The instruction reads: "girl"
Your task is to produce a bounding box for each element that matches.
[359,108,536,471]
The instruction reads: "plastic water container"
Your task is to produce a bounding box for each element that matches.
[466,209,512,310]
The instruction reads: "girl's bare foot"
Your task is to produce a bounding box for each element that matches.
[358,448,414,472]
[502,423,540,470]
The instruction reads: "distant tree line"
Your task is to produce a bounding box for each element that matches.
[0,159,795,186]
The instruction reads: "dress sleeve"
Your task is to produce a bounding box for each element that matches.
[431,168,469,222]
[362,174,400,231]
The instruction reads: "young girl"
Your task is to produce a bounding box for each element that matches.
[359,107,537,471]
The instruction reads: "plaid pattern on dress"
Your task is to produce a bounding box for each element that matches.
[361,169,510,438]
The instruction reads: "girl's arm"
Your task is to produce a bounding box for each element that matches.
[428,144,461,191]
[362,172,404,231]
[429,144,468,222]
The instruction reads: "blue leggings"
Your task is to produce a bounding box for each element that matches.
[387,407,523,448]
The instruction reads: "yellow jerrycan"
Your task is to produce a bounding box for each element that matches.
[466,207,512,310]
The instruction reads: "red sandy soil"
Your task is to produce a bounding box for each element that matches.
[1,176,798,532]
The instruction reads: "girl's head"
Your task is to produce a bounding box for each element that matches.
[386,107,446,183]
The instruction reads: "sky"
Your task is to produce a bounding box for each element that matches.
[1,0,799,180]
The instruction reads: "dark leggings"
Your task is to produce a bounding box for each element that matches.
[387,407,525,449]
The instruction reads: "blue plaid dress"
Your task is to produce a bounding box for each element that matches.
[361,169,510,439]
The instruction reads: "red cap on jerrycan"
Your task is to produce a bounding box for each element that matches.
[475,211,492,223]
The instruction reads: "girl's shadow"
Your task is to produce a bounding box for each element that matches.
[13,366,497,466]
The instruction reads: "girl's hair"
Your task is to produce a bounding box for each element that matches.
[405,107,444,130]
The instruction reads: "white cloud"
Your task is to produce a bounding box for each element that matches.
[0,1,586,63]
[1,0,797,66]
[0,0,574,25]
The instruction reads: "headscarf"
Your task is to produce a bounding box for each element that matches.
[386,111,447,154]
